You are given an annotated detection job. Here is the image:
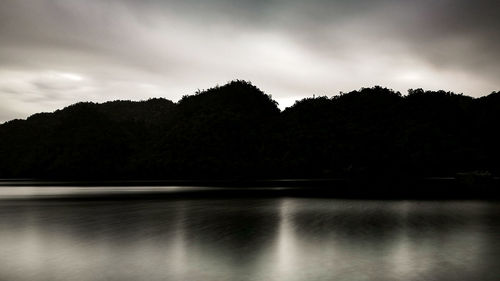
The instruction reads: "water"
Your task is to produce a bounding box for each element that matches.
[0,187,499,281]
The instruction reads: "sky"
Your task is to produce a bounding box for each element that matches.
[1,0,499,122]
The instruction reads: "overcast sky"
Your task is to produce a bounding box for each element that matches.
[1,0,499,122]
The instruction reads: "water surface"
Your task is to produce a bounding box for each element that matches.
[0,187,498,281]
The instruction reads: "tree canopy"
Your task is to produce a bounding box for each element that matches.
[0,81,499,180]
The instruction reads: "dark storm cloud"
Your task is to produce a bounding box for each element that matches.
[0,0,499,122]
[173,0,500,77]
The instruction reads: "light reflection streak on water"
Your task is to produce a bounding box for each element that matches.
[272,199,298,279]
[0,186,207,199]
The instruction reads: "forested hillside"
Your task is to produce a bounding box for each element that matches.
[1,81,499,180]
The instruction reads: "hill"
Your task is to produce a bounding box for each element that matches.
[0,81,499,180]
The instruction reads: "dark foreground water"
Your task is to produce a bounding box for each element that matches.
[0,187,499,281]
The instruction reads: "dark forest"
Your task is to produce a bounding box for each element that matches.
[1,80,499,181]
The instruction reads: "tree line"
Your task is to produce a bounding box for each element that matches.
[0,80,499,180]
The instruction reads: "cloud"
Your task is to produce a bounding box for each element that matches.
[0,0,499,122]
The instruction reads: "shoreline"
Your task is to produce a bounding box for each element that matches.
[0,178,498,201]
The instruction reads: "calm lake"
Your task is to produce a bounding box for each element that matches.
[0,186,499,281]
